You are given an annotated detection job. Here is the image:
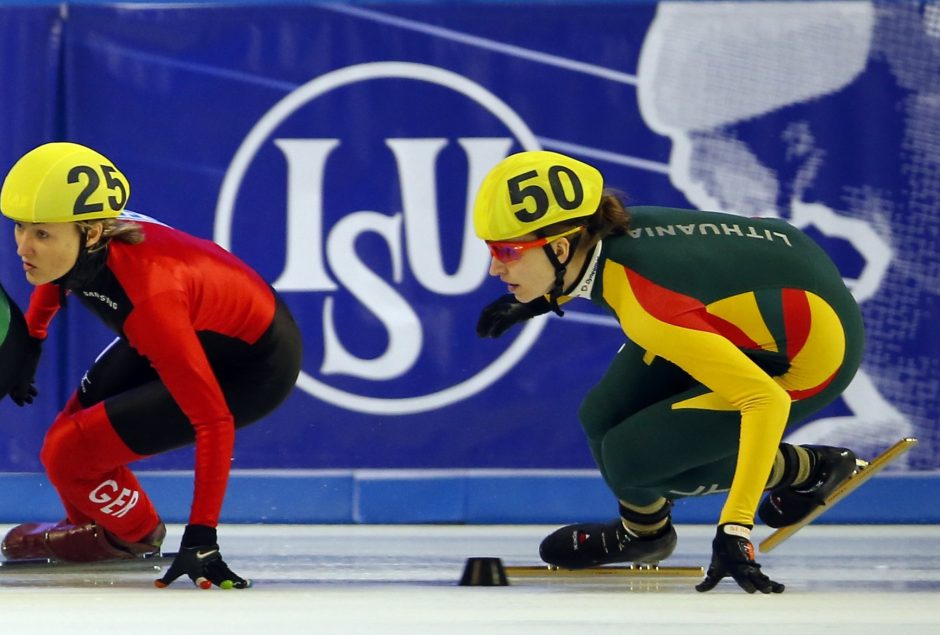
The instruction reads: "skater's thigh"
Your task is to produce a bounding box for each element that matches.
[579,339,697,441]
[77,338,159,409]
[102,346,299,457]
[102,372,278,457]
[599,384,742,488]
[103,380,196,456]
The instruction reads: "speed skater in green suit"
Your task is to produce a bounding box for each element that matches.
[0,282,32,404]
[473,150,865,593]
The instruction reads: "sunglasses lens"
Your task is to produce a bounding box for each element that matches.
[488,243,521,263]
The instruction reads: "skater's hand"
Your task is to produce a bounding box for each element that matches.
[476,294,551,338]
[696,524,784,594]
[9,336,42,406]
[155,525,251,590]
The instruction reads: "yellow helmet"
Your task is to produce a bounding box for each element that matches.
[1,142,130,223]
[473,150,603,241]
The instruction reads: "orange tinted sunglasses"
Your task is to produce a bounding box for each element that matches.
[486,226,583,263]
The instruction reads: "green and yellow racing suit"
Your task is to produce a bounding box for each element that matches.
[571,206,863,526]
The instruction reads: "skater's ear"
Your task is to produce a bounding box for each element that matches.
[84,222,105,248]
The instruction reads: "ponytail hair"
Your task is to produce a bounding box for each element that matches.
[583,189,630,243]
[75,218,145,253]
[533,188,630,250]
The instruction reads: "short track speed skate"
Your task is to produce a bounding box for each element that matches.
[758,445,860,529]
[759,438,918,553]
[0,550,175,575]
[0,519,167,572]
[539,518,677,570]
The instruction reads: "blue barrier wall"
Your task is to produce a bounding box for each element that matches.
[4,470,939,524]
[0,1,936,525]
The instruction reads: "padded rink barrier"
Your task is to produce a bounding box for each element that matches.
[0,470,937,525]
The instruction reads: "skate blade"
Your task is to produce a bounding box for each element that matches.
[504,564,703,578]
[759,437,918,553]
[0,551,176,574]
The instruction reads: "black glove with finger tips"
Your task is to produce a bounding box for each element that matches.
[695,523,784,594]
[155,524,251,590]
[476,294,551,338]
[9,336,42,407]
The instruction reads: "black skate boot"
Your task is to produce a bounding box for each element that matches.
[758,445,858,528]
[539,519,677,569]
[1,519,165,563]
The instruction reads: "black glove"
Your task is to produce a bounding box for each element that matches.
[155,524,251,590]
[476,294,551,338]
[9,336,42,406]
[695,523,785,594]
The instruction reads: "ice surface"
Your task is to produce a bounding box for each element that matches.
[0,524,937,634]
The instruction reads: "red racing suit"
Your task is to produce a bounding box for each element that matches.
[24,215,300,538]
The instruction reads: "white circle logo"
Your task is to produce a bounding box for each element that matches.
[216,62,545,414]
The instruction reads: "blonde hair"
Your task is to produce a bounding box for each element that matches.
[74,218,144,253]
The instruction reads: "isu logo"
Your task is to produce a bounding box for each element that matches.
[217,62,547,415]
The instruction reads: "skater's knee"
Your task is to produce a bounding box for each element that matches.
[40,414,88,483]
[578,393,621,441]
[599,442,648,491]
[604,465,647,492]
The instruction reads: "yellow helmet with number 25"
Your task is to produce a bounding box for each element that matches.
[0,142,130,224]
[473,150,603,242]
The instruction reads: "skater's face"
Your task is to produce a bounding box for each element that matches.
[486,232,573,303]
[14,221,103,285]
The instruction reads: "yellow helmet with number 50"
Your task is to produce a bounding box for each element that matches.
[1,142,130,223]
[473,150,603,241]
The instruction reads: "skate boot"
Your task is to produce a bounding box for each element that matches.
[758,445,858,528]
[1,519,166,563]
[539,518,677,569]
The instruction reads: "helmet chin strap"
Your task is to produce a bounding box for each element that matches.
[541,235,581,316]
[53,227,108,301]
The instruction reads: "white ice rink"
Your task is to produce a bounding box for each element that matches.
[0,523,937,635]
